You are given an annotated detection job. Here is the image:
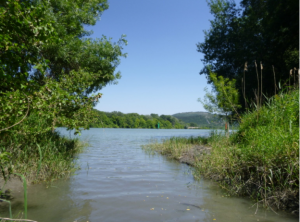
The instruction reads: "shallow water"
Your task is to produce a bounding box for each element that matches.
[0,128,298,222]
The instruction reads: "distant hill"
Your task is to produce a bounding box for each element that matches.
[172,112,224,128]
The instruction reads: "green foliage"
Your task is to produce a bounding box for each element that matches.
[198,71,241,119]
[142,136,208,160]
[196,90,299,211]
[197,0,299,110]
[0,0,57,90]
[89,110,185,129]
[172,112,223,128]
[232,90,299,165]
[147,90,299,211]
[0,0,126,186]
[189,122,198,127]
[0,69,105,136]
[0,0,127,134]
[0,130,85,182]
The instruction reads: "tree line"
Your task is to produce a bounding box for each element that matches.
[89,111,186,129]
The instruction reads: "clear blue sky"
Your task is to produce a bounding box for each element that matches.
[88,0,215,115]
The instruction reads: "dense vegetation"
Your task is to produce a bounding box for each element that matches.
[89,110,186,129]
[145,0,299,213]
[172,112,224,128]
[145,90,299,212]
[198,0,299,111]
[89,110,226,129]
[0,0,298,218]
[0,0,126,184]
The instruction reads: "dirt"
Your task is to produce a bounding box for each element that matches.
[178,145,225,182]
[178,145,211,166]
[0,176,28,202]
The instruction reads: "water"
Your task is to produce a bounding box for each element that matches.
[0,128,297,222]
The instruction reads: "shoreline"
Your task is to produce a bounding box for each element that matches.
[142,135,299,215]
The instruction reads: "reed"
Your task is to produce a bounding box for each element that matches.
[0,131,86,183]
[272,65,277,95]
[13,174,27,219]
[254,60,260,108]
[36,144,42,178]
[0,199,12,218]
[0,130,87,220]
[142,136,208,160]
[145,90,299,212]
[243,62,248,108]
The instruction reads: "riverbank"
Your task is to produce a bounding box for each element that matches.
[0,131,86,186]
[0,130,86,220]
[143,90,299,214]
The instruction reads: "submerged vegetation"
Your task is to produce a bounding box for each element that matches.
[144,90,299,213]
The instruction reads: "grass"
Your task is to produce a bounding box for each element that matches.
[0,129,86,221]
[143,136,208,160]
[144,90,299,213]
[0,130,86,184]
[0,130,86,183]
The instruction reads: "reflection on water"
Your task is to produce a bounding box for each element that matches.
[0,128,297,222]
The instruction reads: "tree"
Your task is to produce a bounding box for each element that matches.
[0,0,127,134]
[197,0,299,111]
[139,118,147,128]
[0,0,56,91]
[189,123,198,127]
[150,113,159,119]
[146,119,154,129]
[160,115,176,127]
[198,71,241,129]
[134,118,140,128]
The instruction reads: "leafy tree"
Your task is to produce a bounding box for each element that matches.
[152,118,159,129]
[198,71,241,123]
[139,118,147,128]
[150,113,159,119]
[125,116,134,128]
[160,115,177,127]
[88,111,186,129]
[146,119,154,129]
[0,0,127,134]
[0,0,56,91]
[189,123,198,127]
[134,119,140,128]
[197,0,299,110]
[163,120,173,129]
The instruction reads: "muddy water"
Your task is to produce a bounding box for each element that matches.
[0,128,297,222]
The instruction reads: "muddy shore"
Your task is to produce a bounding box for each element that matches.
[178,144,211,166]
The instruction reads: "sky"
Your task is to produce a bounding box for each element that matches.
[88,0,215,115]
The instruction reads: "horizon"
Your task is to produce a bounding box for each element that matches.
[94,109,210,116]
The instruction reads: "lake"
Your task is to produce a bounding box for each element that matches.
[0,128,297,222]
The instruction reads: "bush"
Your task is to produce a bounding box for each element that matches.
[196,90,299,212]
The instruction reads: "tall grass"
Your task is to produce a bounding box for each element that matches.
[218,90,297,211]
[1,112,87,182]
[0,129,86,221]
[142,136,208,160]
[199,90,299,212]
[0,130,85,183]
[144,90,299,212]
